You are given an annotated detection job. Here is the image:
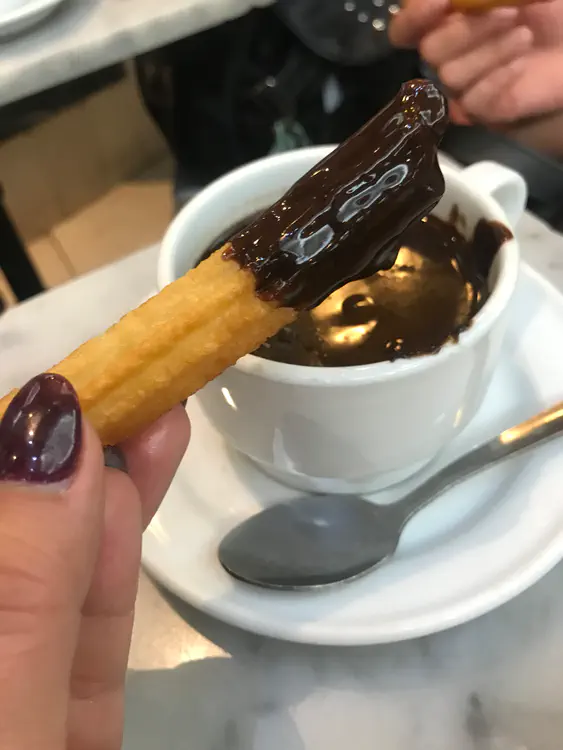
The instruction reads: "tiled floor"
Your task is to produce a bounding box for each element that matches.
[52,159,174,277]
[0,271,16,305]
[1,70,175,306]
[3,158,173,305]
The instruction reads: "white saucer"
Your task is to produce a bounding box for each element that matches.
[0,0,64,39]
[142,263,563,645]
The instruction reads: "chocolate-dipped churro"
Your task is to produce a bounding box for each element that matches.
[0,80,448,445]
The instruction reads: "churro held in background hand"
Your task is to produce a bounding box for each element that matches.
[390,0,563,141]
[451,0,529,10]
[0,80,447,446]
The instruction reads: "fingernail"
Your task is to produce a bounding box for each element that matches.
[0,373,82,484]
[103,445,128,473]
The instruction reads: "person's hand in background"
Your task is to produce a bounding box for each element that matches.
[389,0,563,139]
[0,373,190,750]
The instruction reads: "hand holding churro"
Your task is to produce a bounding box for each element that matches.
[390,0,562,128]
[0,80,447,446]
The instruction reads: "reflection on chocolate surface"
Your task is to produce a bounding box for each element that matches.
[200,213,512,368]
[223,79,448,311]
[255,215,512,367]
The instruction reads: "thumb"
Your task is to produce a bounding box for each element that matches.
[0,374,105,750]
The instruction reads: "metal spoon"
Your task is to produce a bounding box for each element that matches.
[219,401,563,590]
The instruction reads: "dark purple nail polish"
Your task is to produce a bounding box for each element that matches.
[0,373,82,483]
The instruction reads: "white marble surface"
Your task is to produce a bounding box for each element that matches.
[0,0,273,107]
[2,212,563,749]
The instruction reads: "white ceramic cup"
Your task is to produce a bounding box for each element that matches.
[159,148,526,493]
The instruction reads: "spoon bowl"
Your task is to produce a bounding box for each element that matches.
[219,399,563,590]
[219,494,402,589]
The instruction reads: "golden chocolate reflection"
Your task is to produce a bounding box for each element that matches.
[256,214,501,368]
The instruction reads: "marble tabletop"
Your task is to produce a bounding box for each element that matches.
[0,0,273,107]
[2,211,563,749]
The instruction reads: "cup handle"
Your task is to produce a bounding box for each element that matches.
[460,161,527,227]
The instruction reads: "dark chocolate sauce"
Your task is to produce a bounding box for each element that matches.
[223,79,448,310]
[255,216,511,367]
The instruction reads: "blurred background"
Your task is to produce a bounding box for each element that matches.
[1,0,561,308]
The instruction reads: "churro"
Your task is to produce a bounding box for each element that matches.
[451,0,528,11]
[0,80,448,446]
[0,253,293,445]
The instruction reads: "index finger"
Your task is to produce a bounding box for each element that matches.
[389,0,450,47]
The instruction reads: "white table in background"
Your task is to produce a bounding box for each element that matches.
[0,0,273,107]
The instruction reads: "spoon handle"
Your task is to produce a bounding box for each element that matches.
[395,400,563,526]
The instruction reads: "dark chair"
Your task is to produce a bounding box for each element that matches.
[0,191,43,301]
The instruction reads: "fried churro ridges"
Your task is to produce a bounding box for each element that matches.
[0,249,294,446]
